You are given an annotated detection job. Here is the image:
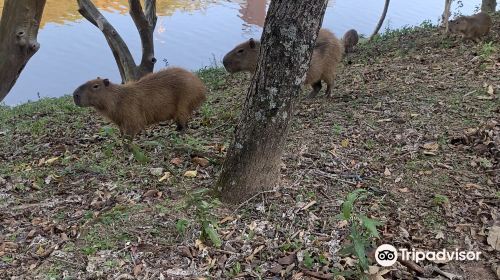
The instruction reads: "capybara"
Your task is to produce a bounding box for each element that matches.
[73,67,206,138]
[449,12,492,42]
[222,28,343,98]
[343,29,359,53]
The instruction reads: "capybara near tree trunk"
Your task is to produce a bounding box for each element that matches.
[342,29,359,53]
[222,28,343,98]
[73,67,206,138]
[449,12,492,42]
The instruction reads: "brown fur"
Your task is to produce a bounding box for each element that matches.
[343,29,359,53]
[449,12,492,42]
[222,28,344,97]
[73,67,206,138]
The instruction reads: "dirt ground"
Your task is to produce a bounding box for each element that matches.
[1,14,499,280]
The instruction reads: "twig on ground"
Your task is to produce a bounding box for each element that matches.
[302,269,333,280]
[231,190,276,215]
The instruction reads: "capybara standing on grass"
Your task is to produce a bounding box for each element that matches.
[342,29,359,53]
[449,12,492,42]
[73,67,206,138]
[222,29,343,98]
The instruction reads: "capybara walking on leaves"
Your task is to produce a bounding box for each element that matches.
[449,12,492,42]
[342,29,359,53]
[73,67,206,138]
[223,29,343,98]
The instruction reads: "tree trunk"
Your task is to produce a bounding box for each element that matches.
[369,0,390,40]
[442,0,453,34]
[77,0,157,83]
[216,0,329,204]
[0,0,46,103]
[481,0,497,13]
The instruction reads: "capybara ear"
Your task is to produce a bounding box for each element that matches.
[249,38,256,49]
[103,79,110,87]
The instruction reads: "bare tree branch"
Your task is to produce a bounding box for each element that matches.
[128,0,157,76]
[77,0,157,82]
[442,0,453,34]
[145,0,158,27]
[369,0,390,41]
[77,0,138,81]
[0,0,46,102]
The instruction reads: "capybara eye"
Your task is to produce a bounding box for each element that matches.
[93,84,100,89]
[237,49,244,54]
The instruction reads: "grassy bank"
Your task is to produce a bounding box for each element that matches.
[1,15,499,279]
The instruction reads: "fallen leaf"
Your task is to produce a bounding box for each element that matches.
[487,226,500,251]
[159,172,172,182]
[133,264,143,277]
[384,167,391,177]
[278,254,296,265]
[493,263,500,279]
[398,188,409,193]
[192,157,209,167]
[435,231,445,239]
[367,266,390,280]
[464,183,481,189]
[183,170,197,178]
[487,85,494,95]
[423,142,439,151]
[170,157,183,166]
[143,189,159,198]
[150,167,164,176]
[45,157,60,165]
[341,139,350,148]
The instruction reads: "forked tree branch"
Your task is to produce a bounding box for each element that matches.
[77,0,157,82]
[128,0,157,76]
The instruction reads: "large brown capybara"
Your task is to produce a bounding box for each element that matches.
[343,29,359,53]
[73,67,206,138]
[222,29,344,98]
[449,12,492,42]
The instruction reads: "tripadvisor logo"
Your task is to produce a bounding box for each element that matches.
[375,244,482,267]
[375,244,398,267]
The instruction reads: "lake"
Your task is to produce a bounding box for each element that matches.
[0,0,483,105]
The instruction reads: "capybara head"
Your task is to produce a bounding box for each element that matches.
[222,38,260,73]
[73,78,111,107]
[449,17,467,33]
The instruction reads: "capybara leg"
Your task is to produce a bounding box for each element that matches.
[326,84,332,97]
[176,122,187,132]
[308,81,322,98]
[175,112,189,133]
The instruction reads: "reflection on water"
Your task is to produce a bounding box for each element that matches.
[0,0,484,105]
[0,0,218,26]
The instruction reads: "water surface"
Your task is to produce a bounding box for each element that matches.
[0,0,483,105]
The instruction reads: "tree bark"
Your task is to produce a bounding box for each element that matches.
[77,0,157,83]
[442,0,453,34]
[216,0,329,204]
[369,0,390,40]
[0,0,46,103]
[481,0,497,13]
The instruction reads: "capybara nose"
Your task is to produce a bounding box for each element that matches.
[222,56,230,70]
[73,93,81,106]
